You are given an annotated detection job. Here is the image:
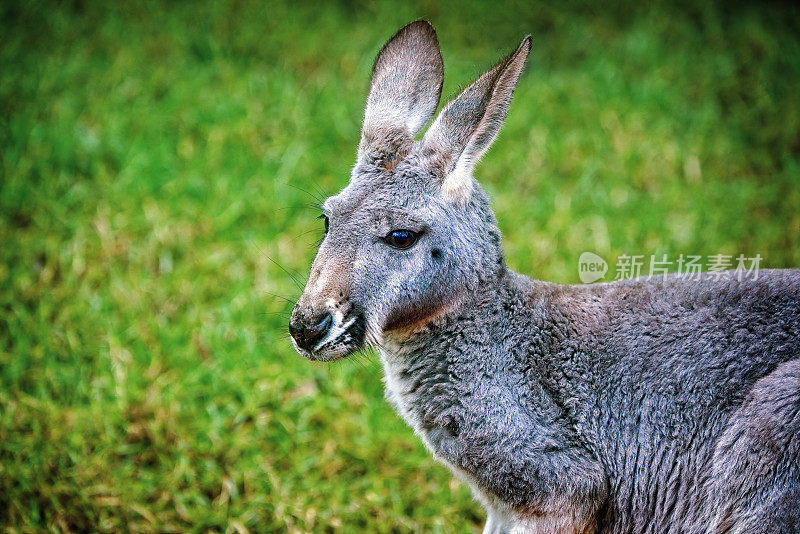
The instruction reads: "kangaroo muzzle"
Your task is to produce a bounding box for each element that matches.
[289,249,365,360]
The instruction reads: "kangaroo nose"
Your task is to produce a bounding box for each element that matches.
[289,313,332,351]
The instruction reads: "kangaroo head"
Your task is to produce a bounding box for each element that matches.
[289,21,531,361]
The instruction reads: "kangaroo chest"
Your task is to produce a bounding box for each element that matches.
[378,344,497,498]
[377,345,468,455]
[377,343,567,518]
[378,345,445,436]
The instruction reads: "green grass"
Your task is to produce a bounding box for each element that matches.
[1,0,799,531]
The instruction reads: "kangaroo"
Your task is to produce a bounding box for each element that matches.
[288,20,800,533]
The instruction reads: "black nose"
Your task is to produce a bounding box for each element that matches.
[289,313,332,352]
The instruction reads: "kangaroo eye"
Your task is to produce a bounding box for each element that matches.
[384,230,418,249]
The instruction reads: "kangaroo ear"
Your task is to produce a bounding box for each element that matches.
[359,21,444,169]
[423,36,531,202]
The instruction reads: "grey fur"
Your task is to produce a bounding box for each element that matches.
[289,21,800,533]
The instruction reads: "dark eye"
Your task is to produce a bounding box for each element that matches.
[384,230,418,249]
[318,214,329,233]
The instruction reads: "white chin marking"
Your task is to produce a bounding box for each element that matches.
[313,311,356,352]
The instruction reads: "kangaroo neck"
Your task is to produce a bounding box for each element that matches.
[379,268,550,360]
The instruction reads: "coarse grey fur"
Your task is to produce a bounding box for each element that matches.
[288,20,800,533]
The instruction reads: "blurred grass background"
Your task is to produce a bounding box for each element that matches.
[1,0,799,531]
